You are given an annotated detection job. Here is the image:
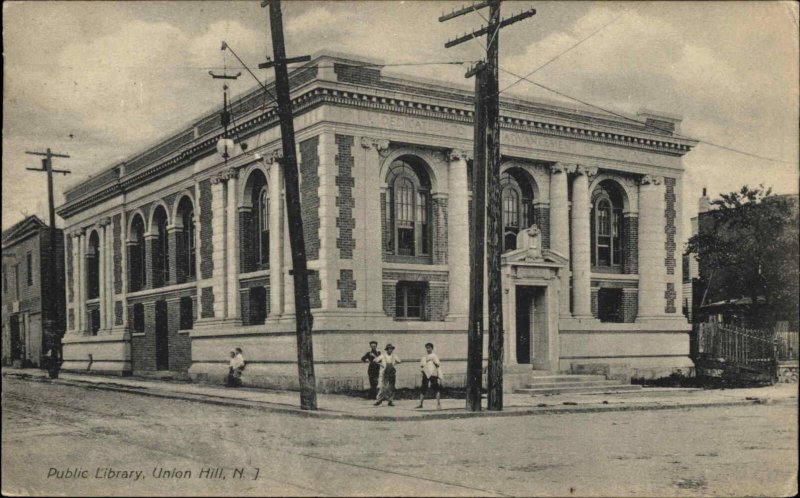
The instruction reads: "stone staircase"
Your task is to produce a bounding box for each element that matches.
[513,372,642,396]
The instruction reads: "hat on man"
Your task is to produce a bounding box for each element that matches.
[385,344,395,351]
[369,341,378,346]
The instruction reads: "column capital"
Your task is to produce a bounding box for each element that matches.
[220,168,238,180]
[448,148,472,162]
[640,174,663,186]
[98,217,112,228]
[360,137,391,157]
[550,162,575,175]
[574,164,598,180]
[210,174,226,185]
[264,149,284,164]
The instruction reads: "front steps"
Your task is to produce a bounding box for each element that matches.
[513,373,642,396]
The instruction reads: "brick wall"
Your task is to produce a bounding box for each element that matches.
[239,208,255,273]
[591,280,638,323]
[664,178,676,275]
[623,215,639,274]
[200,286,214,318]
[113,214,122,294]
[166,299,192,372]
[299,136,320,261]
[309,271,322,309]
[337,269,357,308]
[199,179,214,279]
[334,63,382,86]
[381,192,390,259]
[533,205,550,249]
[132,302,156,371]
[66,234,73,303]
[665,282,677,314]
[432,197,448,265]
[335,135,355,260]
[114,300,123,326]
[622,289,638,323]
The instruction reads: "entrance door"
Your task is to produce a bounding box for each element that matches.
[515,287,534,364]
[155,300,169,370]
[9,315,22,361]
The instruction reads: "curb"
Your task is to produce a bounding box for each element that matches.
[3,371,795,422]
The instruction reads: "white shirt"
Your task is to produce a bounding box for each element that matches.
[420,353,441,378]
[230,353,245,370]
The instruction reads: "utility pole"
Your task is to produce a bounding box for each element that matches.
[441,0,535,411]
[25,148,71,379]
[466,61,487,411]
[259,0,317,410]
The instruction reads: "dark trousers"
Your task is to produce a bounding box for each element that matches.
[368,369,380,399]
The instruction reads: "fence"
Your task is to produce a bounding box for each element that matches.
[775,321,799,361]
[696,322,777,375]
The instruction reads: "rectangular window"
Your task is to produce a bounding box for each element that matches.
[597,288,623,323]
[248,287,267,325]
[179,297,194,330]
[26,252,33,286]
[14,264,20,299]
[90,308,101,335]
[2,263,7,293]
[395,281,426,320]
[132,303,145,333]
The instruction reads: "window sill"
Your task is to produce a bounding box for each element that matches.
[132,332,146,337]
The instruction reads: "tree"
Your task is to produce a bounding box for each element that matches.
[687,185,799,328]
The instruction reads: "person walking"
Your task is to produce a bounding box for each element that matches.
[360,341,381,399]
[416,343,442,409]
[227,347,246,387]
[373,344,401,406]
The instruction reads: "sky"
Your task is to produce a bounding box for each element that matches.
[3,1,798,240]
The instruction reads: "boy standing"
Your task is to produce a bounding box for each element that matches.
[416,343,441,409]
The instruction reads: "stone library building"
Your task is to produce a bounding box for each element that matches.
[57,52,696,390]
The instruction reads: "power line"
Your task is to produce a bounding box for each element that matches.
[498,66,795,165]
[498,9,628,95]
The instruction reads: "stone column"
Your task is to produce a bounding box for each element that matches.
[358,137,389,314]
[447,148,470,319]
[549,163,572,317]
[637,174,666,319]
[210,174,228,319]
[225,168,241,320]
[118,211,128,331]
[268,153,284,318]
[106,218,114,330]
[570,165,595,318]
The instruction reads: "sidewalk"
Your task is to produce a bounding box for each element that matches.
[3,367,797,421]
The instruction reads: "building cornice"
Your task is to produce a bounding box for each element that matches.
[59,80,697,219]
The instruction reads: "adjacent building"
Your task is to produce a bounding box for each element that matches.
[56,52,696,390]
[2,216,65,367]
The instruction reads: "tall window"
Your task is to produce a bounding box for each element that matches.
[395,281,426,319]
[592,194,623,267]
[179,296,194,330]
[597,288,623,323]
[257,186,270,266]
[151,207,169,287]
[2,263,7,293]
[87,231,100,299]
[387,159,430,257]
[500,171,534,252]
[132,303,145,333]
[177,198,196,281]
[129,215,147,292]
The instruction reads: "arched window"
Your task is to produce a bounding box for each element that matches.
[387,159,430,257]
[128,214,147,292]
[257,186,269,266]
[591,185,624,267]
[87,231,100,299]
[500,170,535,252]
[176,197,196,281]
[151,206,170,287]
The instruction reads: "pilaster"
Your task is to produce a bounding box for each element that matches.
[447,148,470,320]
[570,165,595,319]
[225,168,241,320]
[550,163,572,318]
[268,152,285,318]
[357,137,389,315]
[98,222,107,331]
[637,174,667,320]
[210,174,228,319]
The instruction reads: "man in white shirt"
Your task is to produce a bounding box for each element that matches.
[416,343,442,409]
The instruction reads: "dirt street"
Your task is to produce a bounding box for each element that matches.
[2,377,797,496]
